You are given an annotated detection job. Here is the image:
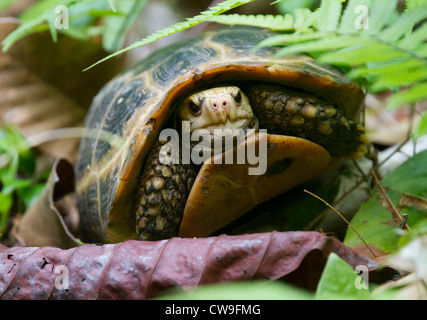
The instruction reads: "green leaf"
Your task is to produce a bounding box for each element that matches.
[83,0,255,70]
[107,0,116,12]
[345,150,427,252]
[378,4,427,42]
[315,253,371,299]
[293,8,316,29]
[382,149,427,196]
[205,14,297,31]
[338,0,371,33]
[158,281,313,300]
[344,193,401,253]
[347,58,423,79]
[370,68,427,92]
[46,6,59,43]
[1,0,77,51]
[398,23,427,50]
[415,43,427,57]
[388,82,427,109]
[318,40,408,65]
[315,0,344,32]
[102,0,147,52]
[0,192,13,237]
[406,0,427,10]
[276,0,317,14]
[415,110,427,138]
[364,0,398,35]
[0,0,15,11]
[274,35,367,57]
[256,32,325,49]
[19,0,73,21]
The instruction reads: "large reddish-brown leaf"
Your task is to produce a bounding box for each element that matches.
[0,231,378,300]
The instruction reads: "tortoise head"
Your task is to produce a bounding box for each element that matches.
[177,86,258,137]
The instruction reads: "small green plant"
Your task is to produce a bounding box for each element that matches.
[0,125,45,238]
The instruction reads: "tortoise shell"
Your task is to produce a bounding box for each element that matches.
[76,26,364,243]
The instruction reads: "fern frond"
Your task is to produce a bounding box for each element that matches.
[314,0,344,32]
[205,14,294,31]
[377,4,427,41]
[406,0,427,10]
[263,1,427,111]
[205,10,314,31]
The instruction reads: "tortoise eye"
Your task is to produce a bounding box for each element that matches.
[234,92,242,104]
[188,101,201,115]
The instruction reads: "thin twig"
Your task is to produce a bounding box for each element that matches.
[304,176,366,230]
[304,189,377,258]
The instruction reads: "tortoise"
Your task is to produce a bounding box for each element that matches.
[76,26,367,244]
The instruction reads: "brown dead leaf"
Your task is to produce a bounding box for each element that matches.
[0,231,381,300]
[10,159,80,249]
[0,18,122,163]
[399,192,427,210]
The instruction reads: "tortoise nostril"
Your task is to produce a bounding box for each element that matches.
[213,103,217,108]
[223,101,227,106]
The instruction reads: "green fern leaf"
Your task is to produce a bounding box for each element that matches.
[415,44,427,57]
[274,35,367,57]
[348,59,423,79]
[415,109,427,138]
[318,40,409,65]
[406,0,427,10]
[205,14,296,31]
[370,68,427,92]
[378,4,427,42]
[256,32,325,48]
[205,9,314,31]
[363,0,398,35]
[338,0,371,33]
[388,82,427,110]
[293,8,316,29]
[314,0,344,32]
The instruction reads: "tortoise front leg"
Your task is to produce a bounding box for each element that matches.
[134,139,197,241]
[247,84,368,158]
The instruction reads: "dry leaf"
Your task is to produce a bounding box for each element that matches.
[399,192,427,210]
[0,231,380,300]
[10,159,80,249]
